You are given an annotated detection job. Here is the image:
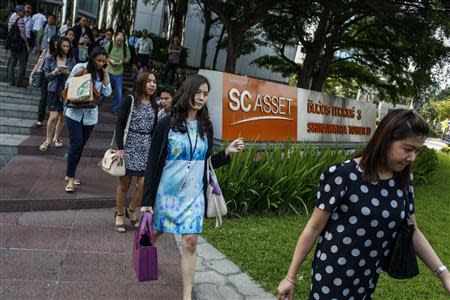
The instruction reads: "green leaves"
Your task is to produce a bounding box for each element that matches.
[411,146,439,184]
[215,142,349,215]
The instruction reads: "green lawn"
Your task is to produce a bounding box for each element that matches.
[202,153,450,299]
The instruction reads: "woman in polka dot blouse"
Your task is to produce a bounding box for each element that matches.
[278,110,450,300]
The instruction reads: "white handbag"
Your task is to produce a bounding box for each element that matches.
[206,156,227,227]
[99,96,135,176]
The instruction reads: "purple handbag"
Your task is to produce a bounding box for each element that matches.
[132,212,158,282]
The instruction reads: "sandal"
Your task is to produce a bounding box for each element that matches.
[65,183,75,193]
[65,177,81,186]
[114,212,126,233]
[39,141,51,152]
[125,208,140,228]
[53,138,63,148]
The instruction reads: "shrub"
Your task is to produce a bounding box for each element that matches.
[215,143,349,216]
[148,33,188,67]
[410,146,439,184]
[440,146,450,155]
[216,144,439,216]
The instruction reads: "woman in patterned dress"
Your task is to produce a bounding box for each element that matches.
[141,74,245,300]
[278,110,450,299]
[113,71,158,232]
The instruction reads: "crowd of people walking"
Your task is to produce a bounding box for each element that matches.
[5,4,449,300]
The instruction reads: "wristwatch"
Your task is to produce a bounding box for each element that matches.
[435,266,447,276]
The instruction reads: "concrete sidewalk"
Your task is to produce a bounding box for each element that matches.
[0,209,182,299]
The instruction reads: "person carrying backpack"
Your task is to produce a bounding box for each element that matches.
[6,5,31,87]
[106,30,130,114]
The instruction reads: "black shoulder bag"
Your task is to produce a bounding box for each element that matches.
[381,185,420,279]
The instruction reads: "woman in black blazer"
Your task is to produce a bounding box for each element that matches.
[141,74,244,300]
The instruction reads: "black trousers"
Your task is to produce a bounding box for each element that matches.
[37,72,48,122]
[65,117,95,177]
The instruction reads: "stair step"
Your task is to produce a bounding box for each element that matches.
[0,93,40,106]
[0,133,29,155]
[0,102,38,119]
[0,117,35,135]
[0,154,15,168]
[17,135,110,158]
[0,82,41,95]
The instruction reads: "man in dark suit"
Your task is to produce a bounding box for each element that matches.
[72,16,94,45]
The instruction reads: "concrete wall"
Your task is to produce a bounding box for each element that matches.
[134,0,165,35]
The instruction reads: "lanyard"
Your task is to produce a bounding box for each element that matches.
[185,121,198,162]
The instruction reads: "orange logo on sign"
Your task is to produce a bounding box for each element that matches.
[222,73,297,141]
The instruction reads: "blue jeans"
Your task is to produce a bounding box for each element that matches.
[109,73,123,112]
[66,116,95,177]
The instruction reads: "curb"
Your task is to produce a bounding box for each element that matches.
[0,197,116,212]
[174,235,276,300]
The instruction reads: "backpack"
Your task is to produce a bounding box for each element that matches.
[107,41,128,60]
[6,18,25,52]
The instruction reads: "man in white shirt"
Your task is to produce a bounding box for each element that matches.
[24,4,34,49]
[135,29,153,69]
[32,10,46,52]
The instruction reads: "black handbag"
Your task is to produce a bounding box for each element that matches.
[381,187,419,279]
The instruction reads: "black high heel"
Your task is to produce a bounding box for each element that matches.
[114,212,126,233]
[125,208,140,228]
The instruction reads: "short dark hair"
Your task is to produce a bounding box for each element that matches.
[106,28,114,34]
[75,17,81,23]
[355,109,429,188]
[158,85,176,97]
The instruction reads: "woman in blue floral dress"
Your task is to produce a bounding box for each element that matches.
[141,74,245,300]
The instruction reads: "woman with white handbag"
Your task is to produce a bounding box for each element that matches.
[140,74,244,300]
[64,47,112,192]
[112,71,158,232]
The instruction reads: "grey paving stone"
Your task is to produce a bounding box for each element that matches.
[19,209,76,228]
[0,279,55,299]
[52,281,127,300]
[194,283,223,300]
[203,258,242,275]
[196,242,226,260]
[218,284,245,300]
[194,270,227,285]
[0,224,71,250]
[227,273,273,297]
[0,249,63,281]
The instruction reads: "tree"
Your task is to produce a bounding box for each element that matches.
[202,0,276,73]
[144,0,188,39]
[195,0,220,69]
[255,0,450,103]
[111,0,137,34]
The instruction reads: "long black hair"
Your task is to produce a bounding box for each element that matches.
[55,37,72,59]
[354,109,429,188]
[171,74,212,136]
[86,46,108,81]
[48,35,58,56]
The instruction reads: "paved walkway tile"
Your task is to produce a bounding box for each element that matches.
[0,209,182,299]
[174,235,276,300]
